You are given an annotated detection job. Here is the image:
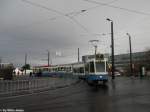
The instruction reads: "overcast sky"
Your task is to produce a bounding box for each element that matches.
[1,0,150,66]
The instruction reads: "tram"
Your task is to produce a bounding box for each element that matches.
[33,54,109,85]
[72,58,108,84]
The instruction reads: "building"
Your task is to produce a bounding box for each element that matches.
[113,51,150,75]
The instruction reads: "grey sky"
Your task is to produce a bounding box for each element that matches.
[0,0,150,66]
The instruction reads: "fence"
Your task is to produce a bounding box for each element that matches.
[0,76,78,96]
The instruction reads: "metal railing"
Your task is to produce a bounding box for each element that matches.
[0,76,78,95]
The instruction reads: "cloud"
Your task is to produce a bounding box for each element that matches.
[0,0,150,66]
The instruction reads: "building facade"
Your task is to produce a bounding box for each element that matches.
[111,51,150,75]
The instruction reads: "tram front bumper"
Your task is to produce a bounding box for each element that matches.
[86,75,108,81]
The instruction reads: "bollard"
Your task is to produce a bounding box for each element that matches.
[34,79,36,89]
[0,81,1,92]
[53,78,55,88]
[0,81,1,93]
[8,81,10,92]
[18,80,20,91]
[6,81,9,92]
[6,81,8,92]
[28,80,30,90]
[11,80,14,92]
[22,80,24,90]
[37,79,39,89]
[21,80,23,90]
[11,80,13,92]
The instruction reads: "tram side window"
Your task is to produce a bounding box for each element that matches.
[106,62,109,71]
[55,68,58,72]
[73,67,83,73]
[90,62,95,73]
[58,67,61,71]
[85,64,89,73]
[43,68,48,71]
[73,68,77,73]
[48,68,51,72]
[69,67,72,72]
[80,67,84,73]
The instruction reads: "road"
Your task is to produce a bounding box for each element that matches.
[0,77,150,112]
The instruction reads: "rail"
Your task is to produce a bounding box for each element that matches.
[0,76,78,96]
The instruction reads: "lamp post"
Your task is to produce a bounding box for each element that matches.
[25,53,27,75]
[78,48,80,62]
[126,33,133,76]
[106,18,115,79]
[46,50,50,67]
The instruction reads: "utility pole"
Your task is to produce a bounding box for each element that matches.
[106,18,115,79]
[25,53,27,75]
[78,48,80,62]
[50,51,52,65]
[0,57,2,69]
[0,57,2,64]
[94,45,97,60]
[127,33,133,76]
[47,50,50,66]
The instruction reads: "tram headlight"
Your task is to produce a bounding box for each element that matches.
[99,76,102,78]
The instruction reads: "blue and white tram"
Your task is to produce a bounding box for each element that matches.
[84,59,108,84]
[72,59,108,84]
[33,56,108,85]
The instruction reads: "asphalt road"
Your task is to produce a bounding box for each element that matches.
[0,77,150,112]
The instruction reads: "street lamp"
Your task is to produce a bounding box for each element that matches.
[24,53,27,75]
[106,18,115,79]
[46,50,50,67]
[126,33,133,76]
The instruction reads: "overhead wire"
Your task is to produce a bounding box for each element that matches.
[84,0,150,16]
[19,0,150,36]
[65,0,120,35]
[68,17,89,32]
[22,0,89,32]
[21,0,123,52]
[21,0,150,56]
[65,0,119,33]
[21,0,119,33]
[65,0,118,18]
[22,0,65,16]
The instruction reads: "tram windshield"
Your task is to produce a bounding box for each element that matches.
[95,61,105,72]
[90,62,95,73]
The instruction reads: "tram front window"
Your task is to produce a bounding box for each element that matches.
[90,62,95,73]
[96,62,105,72]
